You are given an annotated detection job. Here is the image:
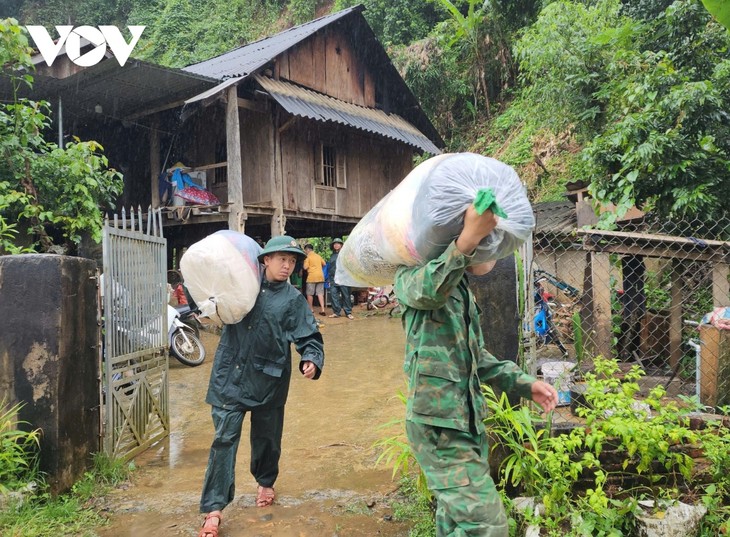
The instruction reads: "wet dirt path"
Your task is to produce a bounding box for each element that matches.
[95,308,413,537]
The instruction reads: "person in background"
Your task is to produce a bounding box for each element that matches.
[327,238,354,319]
[197,236,324,537]
[303,243,327,316]
[393,205,558,537]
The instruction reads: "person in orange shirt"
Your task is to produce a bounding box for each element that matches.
[303,244,326,316]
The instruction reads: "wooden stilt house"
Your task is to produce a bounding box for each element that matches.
[1,5,443,261]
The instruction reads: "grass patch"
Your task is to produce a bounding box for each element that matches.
[389,475,436,537]
[0,448,134,537]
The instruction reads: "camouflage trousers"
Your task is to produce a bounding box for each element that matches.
[406,420,508,537]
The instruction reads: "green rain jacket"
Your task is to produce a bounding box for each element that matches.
[205,277,324,410]
[394,241,536,434]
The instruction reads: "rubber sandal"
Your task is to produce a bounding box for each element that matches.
[256,485,276,507]
[347,314,354,320]
[319,311,326,316]
[198,511,222,537]
[328,314,340,318]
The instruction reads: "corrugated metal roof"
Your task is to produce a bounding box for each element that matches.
[534,201,576,234]
[183,6,361,80]
[255,75,441,155]
[0,58,217,122]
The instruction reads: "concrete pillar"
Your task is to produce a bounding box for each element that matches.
[0,254,100,494]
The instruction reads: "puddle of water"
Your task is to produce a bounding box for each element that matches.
[96,310,413,536]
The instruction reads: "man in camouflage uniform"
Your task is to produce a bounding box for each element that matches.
[394,206,558,537]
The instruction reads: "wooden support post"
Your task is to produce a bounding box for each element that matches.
[668,261,683,370]
[226,86,244,231]
[270,107,285,237]
[150,119,160,208]
[712,263,730,306]
[584,252,613,358]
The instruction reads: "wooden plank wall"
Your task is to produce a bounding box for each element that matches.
[280,122,413,218]
[240,109,274,205]
[277,27,375,107]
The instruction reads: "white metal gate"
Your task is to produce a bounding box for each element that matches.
[102,207,169,460]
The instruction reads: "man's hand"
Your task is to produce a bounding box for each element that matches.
[531,380,559,413]
[301,361,317,379]
[456,206,498,255]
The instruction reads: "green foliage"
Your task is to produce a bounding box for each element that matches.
[0,19,123,253]
[128,0,282,68]
[486,356,730,535]
[0,399,40,495]
[288,0,316,25]
[0,449,133,536]
[7,0,134,27]
[517,0,730,226]
[389,475,436,537]
[334,0,442,46]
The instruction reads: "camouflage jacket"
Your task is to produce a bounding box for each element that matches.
[394,241,535,434]
[206,276,324,410]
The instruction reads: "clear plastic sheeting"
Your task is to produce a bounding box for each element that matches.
[336,153,534,287]
[180,231,262,325]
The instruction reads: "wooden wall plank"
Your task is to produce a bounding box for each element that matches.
[278,51,290,80]
[240,109,273,205]
[288,41,315,89]
[311,32,327,95]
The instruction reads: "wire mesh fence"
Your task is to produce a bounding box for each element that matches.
[526,201,730,414]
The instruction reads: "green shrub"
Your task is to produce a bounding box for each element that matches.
[0,399,40,495]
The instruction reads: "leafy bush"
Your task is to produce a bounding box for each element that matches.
[0,399,40,496]
[485,356,730,535]
[0,18,123,254]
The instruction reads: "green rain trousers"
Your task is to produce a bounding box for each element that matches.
[199,405,285,512]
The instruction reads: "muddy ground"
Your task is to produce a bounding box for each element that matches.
[94,307,415,537]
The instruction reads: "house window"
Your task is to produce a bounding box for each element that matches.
[322,145,336,187]
[316,143,346,189]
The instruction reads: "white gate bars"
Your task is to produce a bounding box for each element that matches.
[102,207,169,460]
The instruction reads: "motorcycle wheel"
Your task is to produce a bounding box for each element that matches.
[170,330,206,366]
[374,295,389,308]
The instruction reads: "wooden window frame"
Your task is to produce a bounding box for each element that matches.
[315,142,346,189]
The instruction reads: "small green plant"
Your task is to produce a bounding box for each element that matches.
[486,356,730,535]
[572,311,585,368]
[0,399,40,495]
[373,391,430,500]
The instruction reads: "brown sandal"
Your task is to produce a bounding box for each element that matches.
[256,485,276,507]
[198,511,222,537]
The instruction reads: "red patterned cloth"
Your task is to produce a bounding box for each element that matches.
[175,186,220,206]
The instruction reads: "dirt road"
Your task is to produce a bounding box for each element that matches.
[95,309,414,537]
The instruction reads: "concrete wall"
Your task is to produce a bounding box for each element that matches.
[0,254,100,494]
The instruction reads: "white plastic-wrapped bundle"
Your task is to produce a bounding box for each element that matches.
[336,153,534,287]
[180,230,262,325]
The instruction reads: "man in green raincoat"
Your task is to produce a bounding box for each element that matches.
[198,235,324,537]
[394,206,558,537]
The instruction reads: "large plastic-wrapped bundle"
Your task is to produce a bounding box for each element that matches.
[336,153,534,287]
[180,231,262,325]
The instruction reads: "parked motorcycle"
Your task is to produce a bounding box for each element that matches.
[534,275,570,358]
[168,304,206,366]
[367,286,393,310]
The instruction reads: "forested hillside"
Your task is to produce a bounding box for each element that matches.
[4,0,729,229]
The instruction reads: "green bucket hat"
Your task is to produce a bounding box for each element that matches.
[257,235,305,262]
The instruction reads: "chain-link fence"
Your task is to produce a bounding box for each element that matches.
[525,200,730,414]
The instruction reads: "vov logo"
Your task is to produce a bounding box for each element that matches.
[26,26,145,67]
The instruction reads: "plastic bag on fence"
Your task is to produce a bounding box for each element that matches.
[336,153,534,287]
[180,230,262,325]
